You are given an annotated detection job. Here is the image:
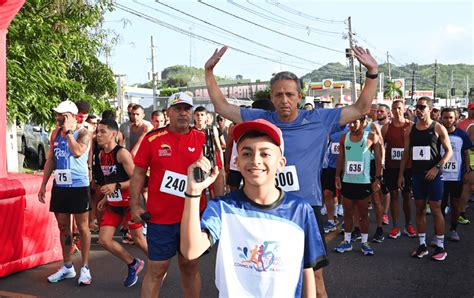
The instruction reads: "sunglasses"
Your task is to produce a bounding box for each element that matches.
[415,104,428,110]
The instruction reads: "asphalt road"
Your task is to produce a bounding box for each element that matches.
[1,200,473,297]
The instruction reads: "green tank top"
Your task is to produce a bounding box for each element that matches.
[343,130,372,184]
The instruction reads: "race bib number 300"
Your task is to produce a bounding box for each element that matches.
[275,165,300,192]
[391,148,404,160]
[55,169,72,185]
[346,161,363,175]
[160,170,187,198]
[412,146,430,161]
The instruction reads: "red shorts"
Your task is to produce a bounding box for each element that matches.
[100,205,142,230]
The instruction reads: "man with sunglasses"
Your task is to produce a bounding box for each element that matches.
[130,92,207,297]
[398,97,453,261]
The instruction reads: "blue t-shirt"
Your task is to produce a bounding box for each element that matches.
[441,128,472,181]
[201,189,326,297]
[241,108,342,206]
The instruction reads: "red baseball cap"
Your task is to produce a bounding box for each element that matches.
[468,103,474,110]
[233,119,284,153]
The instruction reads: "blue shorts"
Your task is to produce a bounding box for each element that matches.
[147,223,181,261]
[412,173,444,201]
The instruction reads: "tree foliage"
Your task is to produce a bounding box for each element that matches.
[161,65,224,88]
[7,0,116,127]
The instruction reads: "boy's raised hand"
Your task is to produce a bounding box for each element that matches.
[186,156,219,196]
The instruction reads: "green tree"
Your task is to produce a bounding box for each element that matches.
[7,0,116,127]
[254,88,271,100]
[384,80,404,99]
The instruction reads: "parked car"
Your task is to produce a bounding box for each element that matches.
[20,123,50,168]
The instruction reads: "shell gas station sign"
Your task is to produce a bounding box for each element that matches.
[310,79,352,90]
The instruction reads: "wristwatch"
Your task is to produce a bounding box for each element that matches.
[435,164,442,170]
[365,71,378,79]
[65,129,74,135]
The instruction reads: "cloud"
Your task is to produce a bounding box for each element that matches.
[442,24,469,36]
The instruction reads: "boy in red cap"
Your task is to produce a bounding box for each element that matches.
[180,119,326,297]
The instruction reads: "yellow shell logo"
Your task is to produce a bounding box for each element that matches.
[323,80,332,88]
[394,80,403,89]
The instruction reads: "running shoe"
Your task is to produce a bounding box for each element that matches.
[449,230,460,242]
[335,241,352,253]
[444,206,450,215]
[78,266,92,285]
[368,201,373,210]
[458,215,471,225]
[371,228,385,243]
[47,265,76,283]
[124,258,144,288]
[388,227,401,239]
[337,204,344,217]
[320,205,327,216]
[323,221,337,234]
[411,244,428,258]
[403,225,417,238]
[351,227,362,242]
[382,213,389,225]
[122,229,134,245]
[431,246,447,261]
[361,242,375,256]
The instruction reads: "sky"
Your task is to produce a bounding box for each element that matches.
[102,0,474,85]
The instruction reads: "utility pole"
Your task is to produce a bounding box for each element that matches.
[386,52,392,81]
[150,36,158,111]
[114,74,126,124]
[410,68,415,103]
[386,52,392,100]
[450,69,454,106]
[347,17,357,103]
[433,59,437,100]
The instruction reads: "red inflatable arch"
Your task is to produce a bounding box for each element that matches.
[0,0,61,277]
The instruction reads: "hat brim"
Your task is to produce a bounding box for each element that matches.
[233,121,282,147]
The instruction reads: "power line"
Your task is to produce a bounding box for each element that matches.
[229,0,343,36]
[148,0,326,66]
[265,0,346,24]
[115,3,314,71]
[198,0,345,54]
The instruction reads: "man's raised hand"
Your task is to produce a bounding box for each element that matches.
[205,46,228,72]
[353,46,378,73]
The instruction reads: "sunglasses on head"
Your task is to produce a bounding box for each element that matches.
[415,104,428,110]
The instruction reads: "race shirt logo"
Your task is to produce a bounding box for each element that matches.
[236,241,281,272]
[53,147,68,159]
[159,143,172,157]
[188,147,196,152]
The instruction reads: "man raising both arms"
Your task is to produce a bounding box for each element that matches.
[205,45,378,297]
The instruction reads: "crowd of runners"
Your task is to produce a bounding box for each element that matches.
[36,46,473,297]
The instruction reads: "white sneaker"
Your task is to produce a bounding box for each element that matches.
[47,265,76,283]
[78,266,92,285]
[337,204,344,217]
[320,205,327,215]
